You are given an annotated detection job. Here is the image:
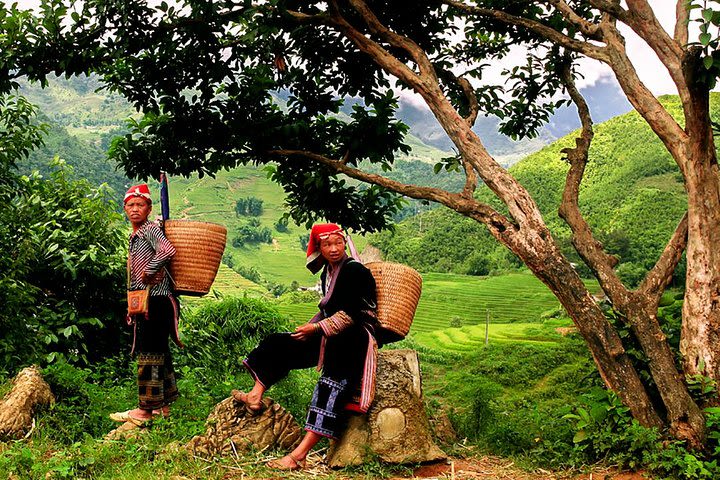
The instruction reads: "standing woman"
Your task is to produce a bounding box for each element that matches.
[232,223,378,470]
[110,184,182,426]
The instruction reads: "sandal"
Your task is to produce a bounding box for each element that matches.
[267,453,306,471]
[231,389,263,413]
[109,410,134,423]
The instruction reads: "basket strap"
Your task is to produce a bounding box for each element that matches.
[345,232,360,262]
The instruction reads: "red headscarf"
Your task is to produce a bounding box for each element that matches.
[123,184,152,204]
[306,223,345,273]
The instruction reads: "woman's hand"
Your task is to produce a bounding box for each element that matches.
[142,271,162,285]
[291,323,319,341]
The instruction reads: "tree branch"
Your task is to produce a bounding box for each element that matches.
[556,60,627,297]
[675,0,690,46]
[588,0,629,19]
[442,0,610,62]
[598,26,689,171]
[342,0,438,81]
[319,3,422,94]
[461,154,479,199]
[279,9,327,24]
[267,149,511,228]
[638,213,688,301]
[444,69,479,126]
[622,1,690,107]
[545,0,603,41]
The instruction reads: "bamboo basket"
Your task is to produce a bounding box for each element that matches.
[366,261,422,342]
[163,220,227,296]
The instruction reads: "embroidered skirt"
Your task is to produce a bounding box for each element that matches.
[305,377,352,439]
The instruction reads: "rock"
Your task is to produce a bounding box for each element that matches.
[105,420,146,441]
[186,396,302,458]
[327,349,446,466]
[0,366,54,440]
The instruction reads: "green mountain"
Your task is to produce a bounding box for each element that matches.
[17,76,700,291]
[370,94,714,287]
[17,76,134,195]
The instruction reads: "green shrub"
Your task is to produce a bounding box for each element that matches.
[0,156,127,375]
[40,360,133,442]
[563,388,720,479]
[178,296,290,379]
[176,296,316,419]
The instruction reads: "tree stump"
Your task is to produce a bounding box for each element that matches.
[0,366,54,440]
[186,396,302,457]
[327,349,446,466]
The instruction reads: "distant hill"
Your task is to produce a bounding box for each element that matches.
[17,76,134,195]
[398,76,633,166]
[370,94,717,287]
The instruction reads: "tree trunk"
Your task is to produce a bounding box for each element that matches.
[327,349,445,466]
[680,69,720,384]
[681,147,720,381]
[623,301,706,447]
[521,245,665,429]
[421,92,664,430]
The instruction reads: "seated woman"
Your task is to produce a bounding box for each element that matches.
[232,223,378,470]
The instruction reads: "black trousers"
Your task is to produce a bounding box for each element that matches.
[244,325,368,389]
[134,296,178,410]
[244,326,370,438]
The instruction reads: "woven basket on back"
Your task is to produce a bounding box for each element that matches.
[366,261,422,343]
[163,220,227,296]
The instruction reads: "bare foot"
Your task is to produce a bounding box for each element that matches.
[109,408,153,424]
[267,453,305,470]
[127,408,153,420]
[152,406,170,418]
[231,389,262,412]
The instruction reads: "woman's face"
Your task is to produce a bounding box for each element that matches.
[124,198,152,226]
[319,234,346,265]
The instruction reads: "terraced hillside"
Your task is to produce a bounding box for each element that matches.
[208,263,267,297]
[411,320,572,355]
[167,166,323,287]
[276,271,574,333]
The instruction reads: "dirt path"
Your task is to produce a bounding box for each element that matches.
[238,452,647,480]
[399,456,645,479]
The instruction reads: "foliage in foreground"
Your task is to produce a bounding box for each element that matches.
[0,296,322,479]
[0,95,128,375]
[412,312,720,480]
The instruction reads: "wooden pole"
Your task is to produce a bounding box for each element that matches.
[485,309,489,346]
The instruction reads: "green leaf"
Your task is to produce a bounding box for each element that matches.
[62,325,74,338]
[700,32,712,46]
[573,430,587,443]
[702,8,715,22]
[704,55,715,70]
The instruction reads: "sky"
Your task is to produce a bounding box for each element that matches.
[398,3,686,110]
[5,1,690,100]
